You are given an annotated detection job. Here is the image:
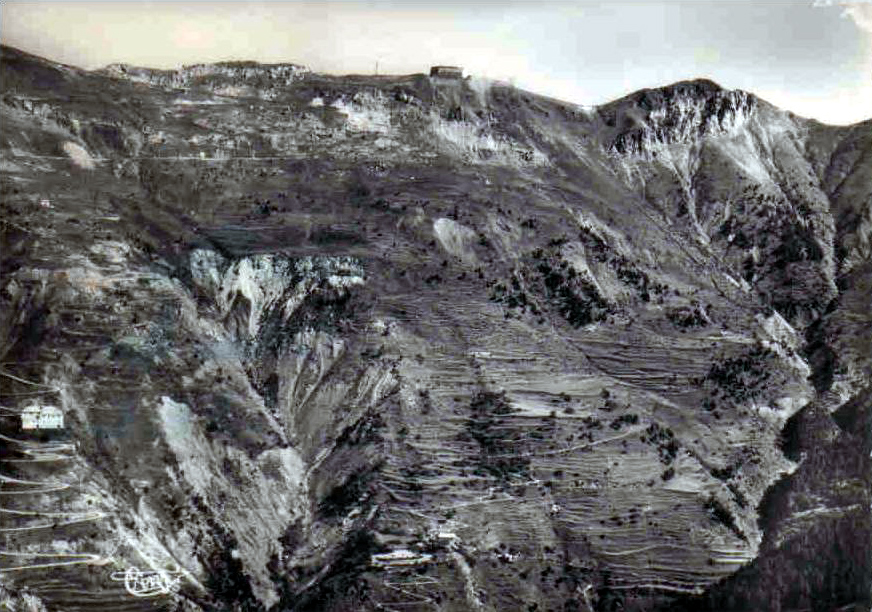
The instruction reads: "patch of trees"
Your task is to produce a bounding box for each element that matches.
[705,495,746,542]
[728,483,748,509]
[536,256,611,326]
[519,246,612,326]
[333,410,386,448]
[772,222,824,268]
[709,446,760,483]
[282,529,382,612]
[577,225,667,301]
[489,233,669,324]
[461,391,530,483]
[668,390,871,612]
[641,423,678,465]
[721,204,833,322]
[666,302,709,328]
[489,270,538,314]
[200,513,262,611]
[717,215,752,249]
[609,413,639,430]
[318,465,380,519]
[802,306,839,393]
[269,279,361,344]
[702,342,778,404]
[576,226,610,261]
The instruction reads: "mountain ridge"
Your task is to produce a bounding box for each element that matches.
[1,43,869,612]
[4,44,870,128]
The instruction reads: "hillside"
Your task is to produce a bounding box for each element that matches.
[1,44,870,612]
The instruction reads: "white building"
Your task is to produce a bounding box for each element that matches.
[370,550,434,568]
[21,405,64,430]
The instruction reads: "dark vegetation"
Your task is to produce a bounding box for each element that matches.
[489,223,668,327]
[461,391,531,483]
[701,342,778,404]
[704,495,746,542]
[318,465,381,519]
[666,302,709,328]
[712,180,835,324]
[609,413,639,430]
[333,409,386,448]
[489,239,613,326]
[251,262,370,386]
[666,510,870,612]
[802,313,838,393]
[772,223,824,268]
[640,423,678,465]
[665,388,872,612]
[534,253,611,326]
[284,529,382,612]
[576,225,668,301]
[198,509,262,612]
[711,448,761,481]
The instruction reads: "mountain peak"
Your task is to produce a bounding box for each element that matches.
[598,78,757,155]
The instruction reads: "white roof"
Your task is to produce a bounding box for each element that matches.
[373,550,419,560]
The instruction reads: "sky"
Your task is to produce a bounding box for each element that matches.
[1,1,871,125]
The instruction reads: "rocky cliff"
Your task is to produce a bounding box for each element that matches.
[1,44,869,612]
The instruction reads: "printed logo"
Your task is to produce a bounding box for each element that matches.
[109,566,183,598]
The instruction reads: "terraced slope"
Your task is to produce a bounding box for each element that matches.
[1,45,869,611]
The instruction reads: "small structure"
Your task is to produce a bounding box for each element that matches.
[21,405,64,430]
[370,549,434,568]
[430,66,464,79]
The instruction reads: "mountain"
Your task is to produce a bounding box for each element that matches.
[1,44,870,612]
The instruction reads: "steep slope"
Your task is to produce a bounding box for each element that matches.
[1,45,869,612]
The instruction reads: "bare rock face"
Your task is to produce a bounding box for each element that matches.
[599,79,757,156]
[101,61,311,96]
[1,44,869,612]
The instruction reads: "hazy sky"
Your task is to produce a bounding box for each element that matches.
[2,1,871,125]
